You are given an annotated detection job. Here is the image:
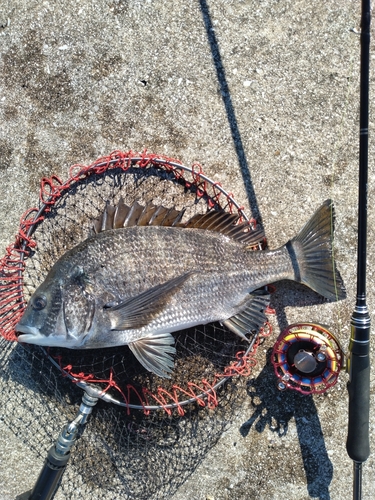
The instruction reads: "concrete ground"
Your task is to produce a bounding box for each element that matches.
[0,1,374,499]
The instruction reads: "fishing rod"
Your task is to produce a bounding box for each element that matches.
[346,1,371,499]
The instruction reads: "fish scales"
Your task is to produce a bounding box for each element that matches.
[16,200,346,378]
[59,227,283,329]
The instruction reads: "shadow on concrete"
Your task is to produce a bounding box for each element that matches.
[199,4,334,497]
[199,0,262,223]
[240,348,333,500]
[238,281,337,499]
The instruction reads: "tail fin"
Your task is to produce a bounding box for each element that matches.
[287,200,346,300]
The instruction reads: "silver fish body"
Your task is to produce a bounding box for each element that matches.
[16,200,345,378]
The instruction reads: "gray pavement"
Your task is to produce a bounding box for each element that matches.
[0,1,374,499]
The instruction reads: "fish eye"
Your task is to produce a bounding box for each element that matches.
[32,295,47,311]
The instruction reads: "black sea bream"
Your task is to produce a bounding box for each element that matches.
[16,199,345,377]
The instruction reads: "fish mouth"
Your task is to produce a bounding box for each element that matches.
[16,324,48,345]
[16,324,41,337]
[16,323,76,348]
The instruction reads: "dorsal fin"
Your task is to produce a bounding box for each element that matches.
[183,211,265,247]
[91,198,185,234]
[91,200,265,247]
[100,202,116,231]
[184,211,238,230]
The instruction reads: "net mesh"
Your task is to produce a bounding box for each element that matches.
[0,151,270,498]
[0,336,248,499]
[0,150,268,411]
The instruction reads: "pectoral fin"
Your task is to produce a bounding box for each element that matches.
[107,272,193,330]
[129,333,176,378]
[223,289,270,341]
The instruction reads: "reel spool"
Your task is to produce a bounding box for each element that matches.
[271,323,345,395]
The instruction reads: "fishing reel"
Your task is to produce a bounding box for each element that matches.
[271,323,345,395]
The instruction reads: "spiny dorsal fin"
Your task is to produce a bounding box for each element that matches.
[101,202,116,231]
[91,200,265,247]
[91,198,185,234]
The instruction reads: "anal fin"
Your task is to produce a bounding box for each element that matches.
[223,290,270,341]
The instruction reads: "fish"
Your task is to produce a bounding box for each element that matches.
[16,198,345,378]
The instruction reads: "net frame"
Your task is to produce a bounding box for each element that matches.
[0,150,270,415]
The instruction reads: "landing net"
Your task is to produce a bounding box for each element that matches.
[0,151,271,498]
[0,150,270,415]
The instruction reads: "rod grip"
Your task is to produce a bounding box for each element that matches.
[346,351,370,463]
